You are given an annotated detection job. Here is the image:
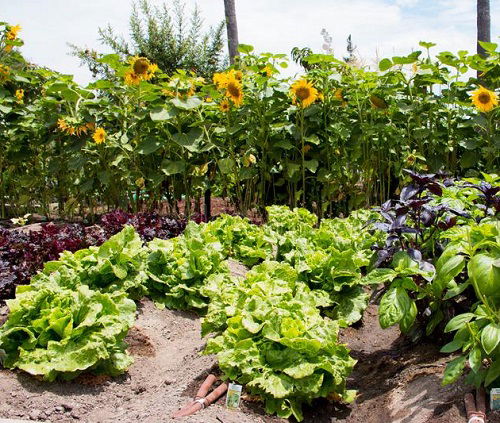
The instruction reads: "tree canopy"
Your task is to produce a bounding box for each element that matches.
[70,0,226,79]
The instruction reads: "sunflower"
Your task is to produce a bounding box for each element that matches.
[186,83,196,97]
[6,25,21,41]
[124,57,159,85]
[471,86,498,113]
[162,88,175,97]
[317,93,324,102]
[75,123,92,136]
[219,99,230,112]
[15,89,24,102]
[225,76,244,106]
[92,127,106,144]
[243,153,256,167]
[290,79,318,108]
[4,45,13,53]
[334,88,343,101]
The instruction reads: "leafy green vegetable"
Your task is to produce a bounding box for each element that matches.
[35,225,148,299]
[203,215,275,266]
[201,261,331,336]
[203,261,356,421]
[146,222,229,310]
[269,209,383,326]
[266,205,318,235]
[0,281,135,381]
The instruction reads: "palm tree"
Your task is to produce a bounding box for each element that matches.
[223,0,239,64]
[477,0,491,57]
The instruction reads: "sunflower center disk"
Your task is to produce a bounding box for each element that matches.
[227,82,241,97]
[133,59,150,75]
[296,87,310,101]
[478,93,491,104]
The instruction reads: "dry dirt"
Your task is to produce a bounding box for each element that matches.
[1,300,500,423]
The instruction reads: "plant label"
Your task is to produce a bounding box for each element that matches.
[226,383,242,409]
[491,388,500,411]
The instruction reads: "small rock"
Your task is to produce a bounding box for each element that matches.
[133,385,146,394]
[55,406,64,412]
[61,402,73,411]
[164,379,174,386]
[71,412,80,419]
[29,410,42,420]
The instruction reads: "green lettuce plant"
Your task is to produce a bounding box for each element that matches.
[202,261,356,421]
[146,222,228,310]
[202,214,275,266]
[0,281,136,381]
[35,225,148,299]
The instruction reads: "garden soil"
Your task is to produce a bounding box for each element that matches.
[1,271,500,422]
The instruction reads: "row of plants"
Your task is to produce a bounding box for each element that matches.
[1,22,499,219]
[0,172,498,419]
[0,206,383,420]
[0,209,185,300]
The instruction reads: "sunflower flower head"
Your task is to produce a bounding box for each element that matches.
[232,70,243,81]
[124,56,159,85]
[57,117,94,136]
[219,99,230,112]
[225,75,244,106]
[162,88,175,97]
[92,127,106,144]
[471,86,498,113]
[6,24,21,41]
[243,153,257,167]
[15,89,24,103]
[162,75,197,98]
[290,79,318,108]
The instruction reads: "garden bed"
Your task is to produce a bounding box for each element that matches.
[1,299,498,423]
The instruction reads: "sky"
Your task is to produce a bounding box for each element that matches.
[2,0,499,84]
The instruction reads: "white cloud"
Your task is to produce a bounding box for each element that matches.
[396,0,419,7]
[2,0,498,84]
